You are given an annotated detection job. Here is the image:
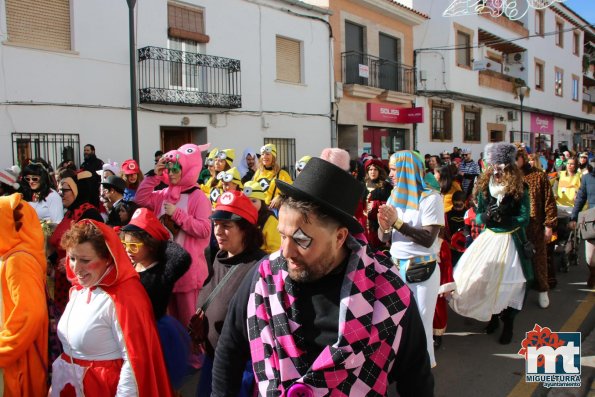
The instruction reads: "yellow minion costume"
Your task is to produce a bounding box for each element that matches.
[252,144,293,205]
[244,181,280,254]
[218,167,243,191]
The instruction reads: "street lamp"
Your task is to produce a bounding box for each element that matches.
[516,85,529,144]
[126,0,139,162]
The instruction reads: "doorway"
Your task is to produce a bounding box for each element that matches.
[160,127,207,152]
[363,127,407,160]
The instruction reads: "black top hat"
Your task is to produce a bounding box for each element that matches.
[101,175,126,194]
[276,157,364,233]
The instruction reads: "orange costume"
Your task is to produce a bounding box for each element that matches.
[0,194,49,397]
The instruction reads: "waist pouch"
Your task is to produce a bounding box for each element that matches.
[406,261,437,283]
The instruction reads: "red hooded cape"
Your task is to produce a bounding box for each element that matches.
[65,220,174,397]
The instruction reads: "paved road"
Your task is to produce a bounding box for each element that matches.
[434,258,595,397]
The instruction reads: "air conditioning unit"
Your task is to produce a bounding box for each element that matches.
[506,52,524,64]
[507,110,518,121]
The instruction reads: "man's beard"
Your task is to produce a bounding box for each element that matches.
[286,249,338,283]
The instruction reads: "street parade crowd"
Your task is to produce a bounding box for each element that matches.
[0,140,594,396]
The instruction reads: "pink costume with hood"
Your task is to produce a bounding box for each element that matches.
[134,144,212,324]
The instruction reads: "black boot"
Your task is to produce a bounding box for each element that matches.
[433,335,442,349]
[485,314,499,334]
[499,308,515,345]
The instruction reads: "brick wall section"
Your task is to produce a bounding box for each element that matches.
[6,0,71,51]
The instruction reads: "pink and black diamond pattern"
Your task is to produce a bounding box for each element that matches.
[246,237,411,396]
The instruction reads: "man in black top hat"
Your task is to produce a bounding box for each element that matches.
[212,157,433,397]
[101,175,126,227]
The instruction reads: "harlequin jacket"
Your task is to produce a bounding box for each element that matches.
[210,235,434,397]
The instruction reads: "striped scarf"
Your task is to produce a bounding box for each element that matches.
[387,151,433,211]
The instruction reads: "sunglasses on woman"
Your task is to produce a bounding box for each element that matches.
[121,241,144,253]
[216,171,235,183]
[24,176,41,183]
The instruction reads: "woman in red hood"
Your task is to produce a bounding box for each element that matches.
[50,219,173,397]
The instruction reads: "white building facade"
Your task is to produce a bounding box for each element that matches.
[407,0,594,159]
[0,0,332,173]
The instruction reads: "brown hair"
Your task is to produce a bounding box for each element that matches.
[474,165,525,202]
[122,171,144,189]
[277,195,342,231]
[364,164,388,186]
[61,221,110,259]
[123,229,165,260]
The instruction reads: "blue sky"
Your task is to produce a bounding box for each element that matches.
[563,0,594,24]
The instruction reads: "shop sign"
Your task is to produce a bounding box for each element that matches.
[531,113,553,134]
[366,103,424,123]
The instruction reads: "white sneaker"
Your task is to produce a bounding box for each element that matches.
[539,292,550,308]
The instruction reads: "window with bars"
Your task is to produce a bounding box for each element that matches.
[12,132,80,169]
[263,138,296,175]
[5,0,71,51]
[168,38,201,90]
[463,107,481,142]
[276,36,302,84]
[431,102,452,141]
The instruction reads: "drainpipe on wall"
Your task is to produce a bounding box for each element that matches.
[413,49,418,152]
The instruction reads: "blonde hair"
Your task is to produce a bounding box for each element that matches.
[528,153,543,170]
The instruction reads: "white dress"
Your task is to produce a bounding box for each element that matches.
[450,228,526,322]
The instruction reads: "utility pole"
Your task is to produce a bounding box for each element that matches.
[127,0,139,162]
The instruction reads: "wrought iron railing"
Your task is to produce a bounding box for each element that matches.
[138,46,241,108]
[341,51,415,94]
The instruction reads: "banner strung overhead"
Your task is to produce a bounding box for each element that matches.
[443,0,566,21]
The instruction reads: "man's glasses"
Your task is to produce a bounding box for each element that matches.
[24,176,41,183]
[58,188,72,196]
[442,157,450,161]
[121,241,144,254]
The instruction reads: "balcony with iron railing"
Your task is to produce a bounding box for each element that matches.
[341,51,415,100]
[138,46,241,108]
